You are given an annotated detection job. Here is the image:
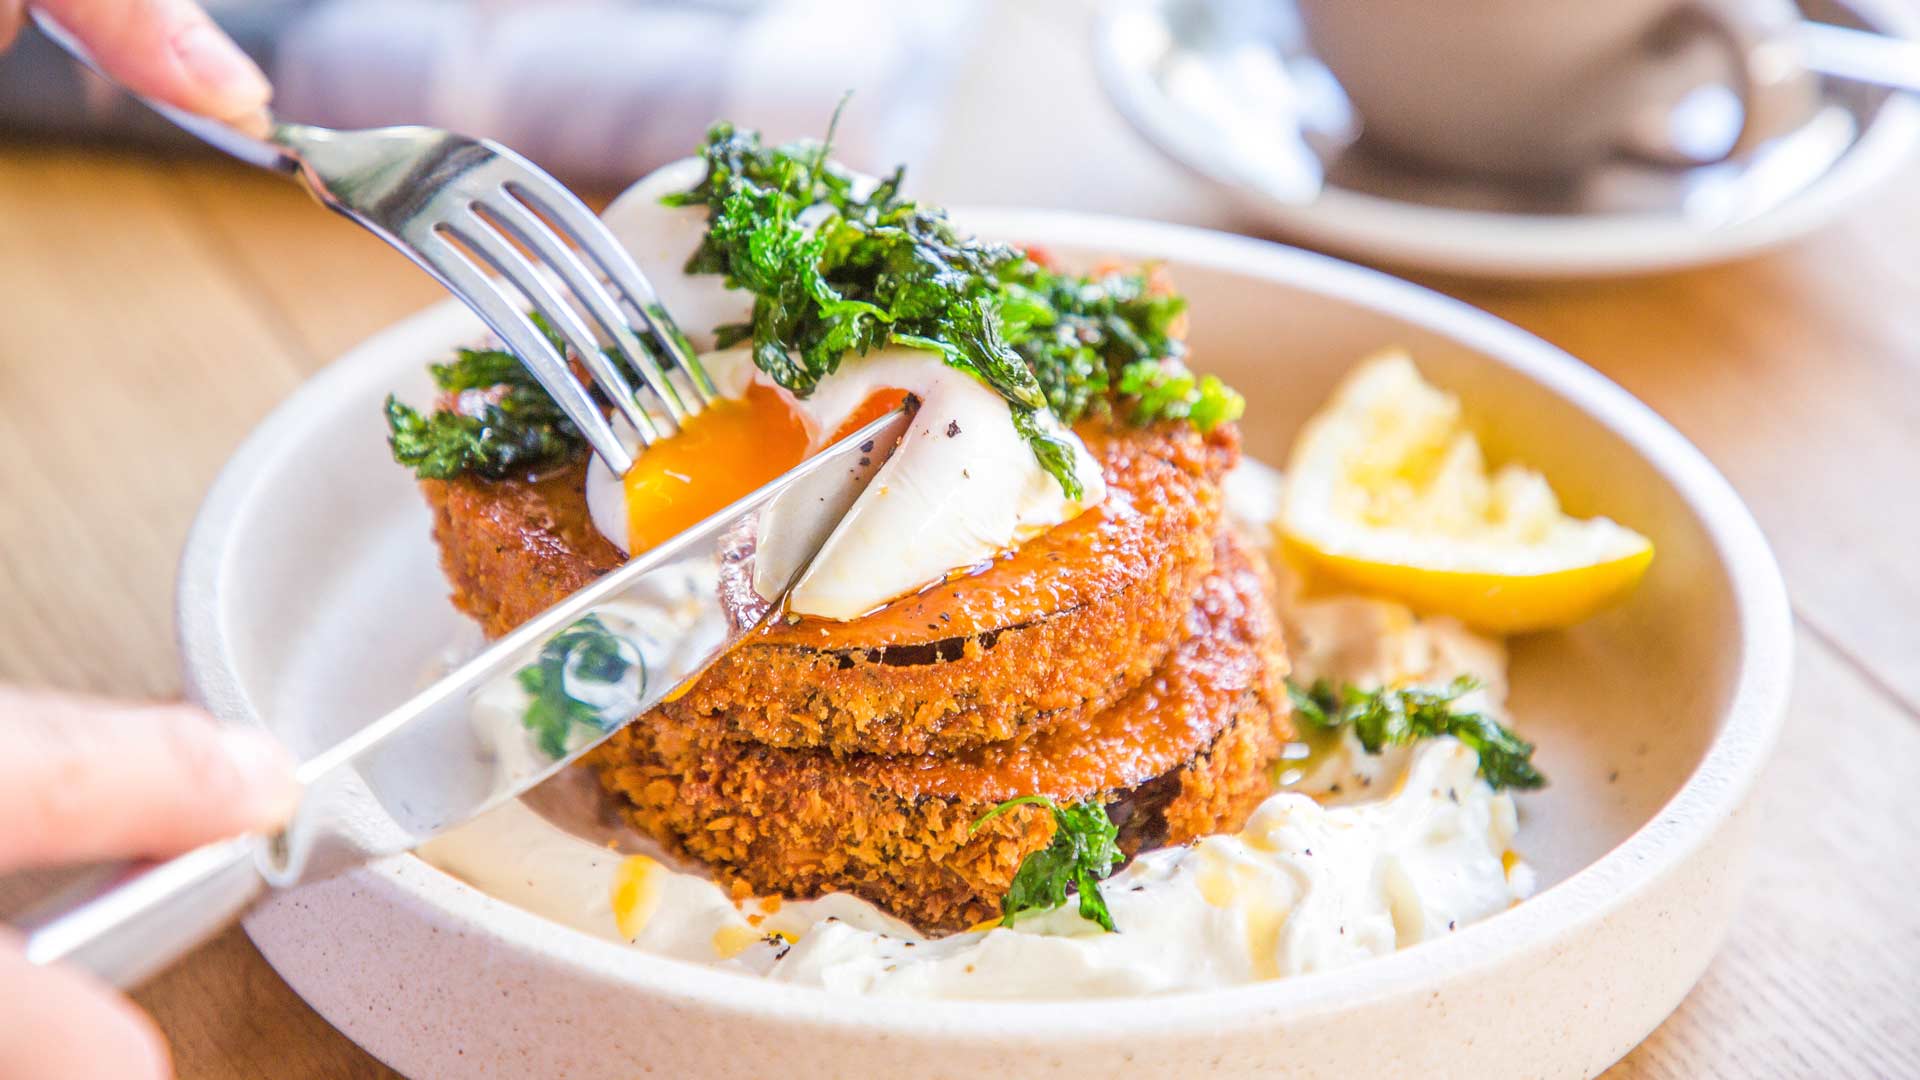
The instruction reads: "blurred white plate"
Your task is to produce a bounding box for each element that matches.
[179,214,1790,1077]
[1097,0,1920,277]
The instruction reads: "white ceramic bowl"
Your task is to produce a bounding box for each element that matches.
[179,214,1791,1079]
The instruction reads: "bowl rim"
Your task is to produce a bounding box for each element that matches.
[179,210,1792,1039]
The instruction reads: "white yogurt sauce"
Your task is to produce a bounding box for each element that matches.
[425,737,1521,997]
[418,460,1536,999]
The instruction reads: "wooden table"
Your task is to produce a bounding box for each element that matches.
[2,115,1917,1076]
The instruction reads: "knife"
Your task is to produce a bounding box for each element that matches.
[21,406,912,988]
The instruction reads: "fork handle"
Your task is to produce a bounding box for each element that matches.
[30,8,299,174]
[18,836,267,989]
[1798,21,1920,94]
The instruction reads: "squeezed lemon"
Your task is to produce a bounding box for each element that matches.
[1280,351,1653,633]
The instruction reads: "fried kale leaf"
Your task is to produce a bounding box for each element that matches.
[973,795,1125,932]
[1287,675,1546,791]
[385,346,580,480]
[668,118,1243,497]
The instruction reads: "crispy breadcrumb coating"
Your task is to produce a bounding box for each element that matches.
[424,422,1239,754]
[420,415,1289,931]
[588,535,1290,932]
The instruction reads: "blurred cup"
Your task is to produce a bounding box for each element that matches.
[1295,0,1819,177]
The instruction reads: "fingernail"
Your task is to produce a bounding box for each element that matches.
[171,21,272,117]
[218,727,302,825]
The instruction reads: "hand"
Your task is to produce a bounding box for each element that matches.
[0,686,300,1080]
[0,0,271,122]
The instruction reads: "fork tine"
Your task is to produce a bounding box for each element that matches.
[499,176,721,406]
[416,229,636,476]
[444,210,664,448]
[474,192,694,427]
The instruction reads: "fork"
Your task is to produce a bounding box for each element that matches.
[32,10,716,476]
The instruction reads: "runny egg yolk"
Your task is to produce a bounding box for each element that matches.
[828,387,909,442]
[621,384,911,555]
[623,383,809,554]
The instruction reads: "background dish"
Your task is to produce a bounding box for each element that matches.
[179,214,1790,1078]
[1096,0,1920,277]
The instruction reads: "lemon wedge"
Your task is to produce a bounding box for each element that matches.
[1280,350,1653,633]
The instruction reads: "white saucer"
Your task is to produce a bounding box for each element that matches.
[180,214,1791,1077]
[1097,0,1920,277]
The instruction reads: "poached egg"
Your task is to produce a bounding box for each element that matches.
[580,161,1106,621]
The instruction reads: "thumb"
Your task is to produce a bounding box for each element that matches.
[0,686,300,871]
[35,0,271,123]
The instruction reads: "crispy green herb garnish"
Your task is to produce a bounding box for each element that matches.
[515,615,641,758]
[385,345,580,480]
[1286,675,1546,791]
[666,118,1243,498]
[385,115,1243,486]
[972,795,1124,932]
[998,262,1238,431]
[1116,359,1243,430]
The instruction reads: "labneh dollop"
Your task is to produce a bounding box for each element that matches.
[422,736,1523,998]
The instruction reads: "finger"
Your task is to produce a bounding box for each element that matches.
[0,932,172,1080]
[0,687,300,870]
[36,0,270,122]
[0,0,24,53]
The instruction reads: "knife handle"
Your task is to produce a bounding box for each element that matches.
[18,835,267,988]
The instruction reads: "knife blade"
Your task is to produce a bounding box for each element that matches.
[23,405,912,987]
